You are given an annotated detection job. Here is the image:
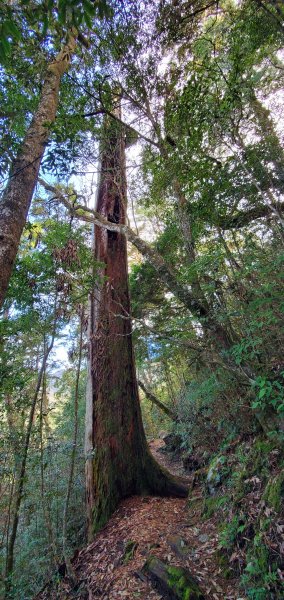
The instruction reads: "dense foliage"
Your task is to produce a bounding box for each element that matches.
[0,1,283,598]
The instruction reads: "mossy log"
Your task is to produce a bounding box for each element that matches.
[144,556,205,600]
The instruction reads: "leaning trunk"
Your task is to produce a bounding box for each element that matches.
[0,34,76,309]
[138,380,177,420]
[86,107,187,536]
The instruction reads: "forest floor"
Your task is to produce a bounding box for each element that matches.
[38,440,243,600]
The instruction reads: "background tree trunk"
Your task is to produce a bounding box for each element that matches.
[138,380,176,420]
[0,34,76,309]
[5,319,57,595]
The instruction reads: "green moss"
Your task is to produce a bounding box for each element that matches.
[202,494,229,518]
[255,540,269,571]
[167,565,203,599]
[215,550,233,579]
[203,496,217,518]
[168,565,183,578]
[232,467,247,501]
[187,495,202,511]
[123,540,137,564]
[263,472,284,512]
[145,557,204,599]
[247,438,274,475]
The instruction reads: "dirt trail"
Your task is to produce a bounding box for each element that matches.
[38,440,241,599]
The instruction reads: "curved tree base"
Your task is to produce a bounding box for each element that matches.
[92,449,188,535]
[143,450,189,498]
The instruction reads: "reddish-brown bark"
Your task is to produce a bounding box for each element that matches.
[85,111,188,536]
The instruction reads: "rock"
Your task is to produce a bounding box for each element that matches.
[144,556,205,599]
[159,430,169,440]
[168,535,190,559]
[206,455,227,495]
[198,534,209,544]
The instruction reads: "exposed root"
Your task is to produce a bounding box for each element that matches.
[144,450,189,498]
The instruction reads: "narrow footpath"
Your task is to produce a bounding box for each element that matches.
[38,440,242,599]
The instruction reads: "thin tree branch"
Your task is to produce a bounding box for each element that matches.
[138,380,176,420]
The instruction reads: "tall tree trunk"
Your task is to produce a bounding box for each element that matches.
[0,33,77,309]
[41,177,281,435]
[63,308,84,579]
[5,318,57,595]
[39,368,59,572]
[85,291,95,542]
[86,107,188,537]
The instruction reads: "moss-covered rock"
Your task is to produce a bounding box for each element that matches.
[246,438,274,475]
[144,556,204,599]
[206,455,227,495]
[263,471,284,512]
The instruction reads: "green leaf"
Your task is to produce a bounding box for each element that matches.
[0,36,11,59]
[84,11,93,29]
[41,14,49,37]
[83,0,96,17]
[4,20,21,40]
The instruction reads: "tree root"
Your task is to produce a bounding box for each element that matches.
[144,450,189,498]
